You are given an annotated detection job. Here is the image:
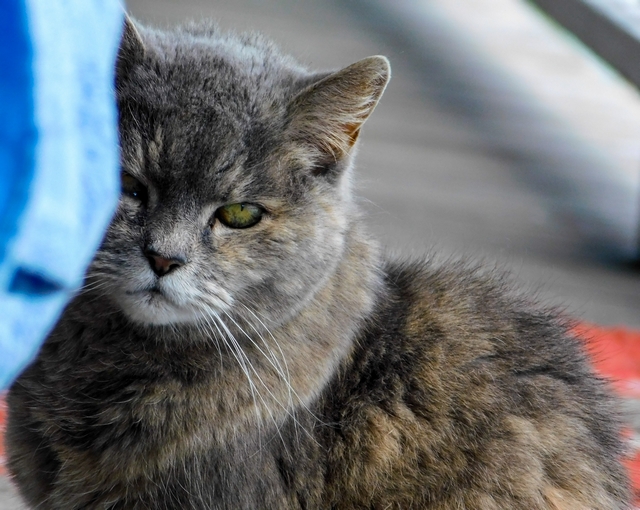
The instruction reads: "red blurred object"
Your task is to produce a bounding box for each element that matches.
[625,446,640,504]
[573,323,640,398]
[0,323,639,500]
[573,323,640,505]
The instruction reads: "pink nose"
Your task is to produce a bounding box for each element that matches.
[143,248,186,277]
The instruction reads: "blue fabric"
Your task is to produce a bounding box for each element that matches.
[0,0,123,388]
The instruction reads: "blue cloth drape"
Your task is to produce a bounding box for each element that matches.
[0,0,123,388]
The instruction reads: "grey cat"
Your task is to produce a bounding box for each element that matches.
[6,16,630,509]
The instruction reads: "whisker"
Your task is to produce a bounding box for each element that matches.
[217,309,322,449]
[221,310,289,385]
[236,303,328,432]
[195,317,224,372]
[229,306,299,441]
[201,311,264,434]
[78,280,113,293]
[208,310,292,453]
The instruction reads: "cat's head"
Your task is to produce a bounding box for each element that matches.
[89,16,389,328]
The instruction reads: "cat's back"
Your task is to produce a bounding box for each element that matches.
[318,258,630,509]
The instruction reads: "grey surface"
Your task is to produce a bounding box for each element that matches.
[530,0,640,90]
[3,0,640,507]
[0,477,23,510]
[345,0,640,261]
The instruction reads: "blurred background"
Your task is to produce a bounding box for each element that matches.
[123,0,640,328]
[3,0,640,506]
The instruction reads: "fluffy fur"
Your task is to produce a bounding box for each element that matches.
[6,17,630,509]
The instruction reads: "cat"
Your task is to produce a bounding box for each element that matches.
[6,15,631,510]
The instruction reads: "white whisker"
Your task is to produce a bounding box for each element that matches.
[201,311,264,436]
[208,310,294,454]
[237,303,328,433]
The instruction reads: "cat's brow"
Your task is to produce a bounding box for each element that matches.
[213,159,236,175]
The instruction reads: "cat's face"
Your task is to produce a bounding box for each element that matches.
[87,19,389,329]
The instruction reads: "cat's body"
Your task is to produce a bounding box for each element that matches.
[7,17,630,510]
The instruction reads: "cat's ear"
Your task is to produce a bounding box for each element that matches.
[116,14,145,79]
[286,56,390,172]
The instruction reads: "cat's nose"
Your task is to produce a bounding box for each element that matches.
[143,248,186,277]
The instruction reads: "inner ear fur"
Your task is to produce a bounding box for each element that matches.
[286,56,391,167]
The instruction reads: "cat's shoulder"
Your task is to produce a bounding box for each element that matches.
[357,256,590,391]
[383,256,567,338]
[322,257,626,509]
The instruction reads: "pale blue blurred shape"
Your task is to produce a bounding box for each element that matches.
[0,0,123,388]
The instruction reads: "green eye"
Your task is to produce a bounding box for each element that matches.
[121,172,147,203]
[215,203,264,229]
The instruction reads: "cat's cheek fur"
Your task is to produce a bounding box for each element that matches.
[257,208,348,325]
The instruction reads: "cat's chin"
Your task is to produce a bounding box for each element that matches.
[117,289,203,326]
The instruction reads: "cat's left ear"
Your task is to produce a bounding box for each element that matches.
[286,56,390,172]
[116,14,146,80]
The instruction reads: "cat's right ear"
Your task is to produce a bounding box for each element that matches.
[285,56,390,175]
[116,14,145,80]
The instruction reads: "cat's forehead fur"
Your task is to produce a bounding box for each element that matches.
[117,22,314,203]
[129,22,307,104]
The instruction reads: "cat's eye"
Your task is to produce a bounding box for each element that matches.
[121,172,148,203]
[215,203,264,229]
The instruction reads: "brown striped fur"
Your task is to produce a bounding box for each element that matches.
[6,15,630,509]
